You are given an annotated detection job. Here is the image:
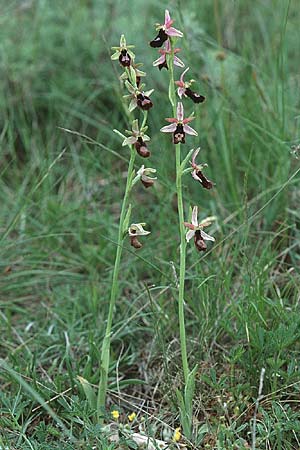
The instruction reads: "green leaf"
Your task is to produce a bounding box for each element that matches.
[77,376,97,410]
[123,203,132,235]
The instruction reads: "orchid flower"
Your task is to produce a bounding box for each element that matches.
[160,102,198,144]
[153,39,184,70]
[128,223,150,249]
[111,35,135,67]
[122,119,151,158]
[184,206,215,252]
[123,80,154,112]
[175,67,206,103]
[136,165,157,188]
[190,148,214,189]
[150,10,183,48]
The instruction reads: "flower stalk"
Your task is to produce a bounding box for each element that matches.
[168,39,190,383]
[98,36,153,420]
[150,12,216,439]
[97,146,136,420]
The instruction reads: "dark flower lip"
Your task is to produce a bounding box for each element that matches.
[150,28,168,48]
[195,170,214,189]
[158,60,168,71]
[141,178,154,188]
[119,49,131,67]
[185,88,206,104]
[173,123,185,144]
[194,230,207,252]
[136,93,153,111]
[130,236,143,249]
[135,137,151,158]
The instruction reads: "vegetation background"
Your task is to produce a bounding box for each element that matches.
[0,0,300,448]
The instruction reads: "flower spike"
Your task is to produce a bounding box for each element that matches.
[160,102,197,144]
[184,206,215,252]
[150,10,183,48]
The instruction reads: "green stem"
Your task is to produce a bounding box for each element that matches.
[176,144,189,383]
[98,147,136,420]
[169,40,189,383]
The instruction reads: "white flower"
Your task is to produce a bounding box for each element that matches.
[128,223,150,249]
[184,206,216,252]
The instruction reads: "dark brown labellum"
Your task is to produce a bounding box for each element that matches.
[185,88,206,104]
[158,60,168,71]
[194,230,207,252]
[130,236,143,249]
[150,28,168,48]
[137,93,153,111]
[196,170,214,189]
[119,49,131,67]
[173,123,185,144]
[136,76,141,88]
[135,137,151,158]
[141,177,154,188]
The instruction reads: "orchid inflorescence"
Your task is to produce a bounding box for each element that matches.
[111,35,156,249]
[149,10,216,253]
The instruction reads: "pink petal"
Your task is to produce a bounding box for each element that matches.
[164,10,171,26]
[153,54,166,66]
[174,56,185,68]
[177,87,185,98]
[164,39,171,52]
[176,102,184,121]
[183,222,194,230]
[201,230,215,242]
[160,123,177,133]
[166,27,183,37]
[165,118,178,123]
[186,229,195,242]
[183,124,198,136]
[191,206,198,227]
[191,147,200,165]
[191,170,201,181]
[180,67,189,82]
[182,116,195,124]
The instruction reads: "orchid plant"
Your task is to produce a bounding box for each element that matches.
[100,10,216,442]
[149,10,216,440]
[98,35,155,420]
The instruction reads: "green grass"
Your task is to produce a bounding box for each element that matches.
[1,0,300,448]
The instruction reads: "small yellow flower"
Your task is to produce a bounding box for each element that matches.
[128,412,136,422]
[173,427,181,442]
[111,410,120,420]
